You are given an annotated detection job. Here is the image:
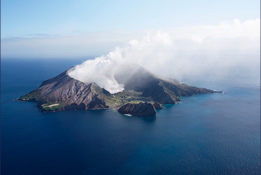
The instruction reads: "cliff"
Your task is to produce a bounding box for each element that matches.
[19,70,110,111]
[118,102,156,117]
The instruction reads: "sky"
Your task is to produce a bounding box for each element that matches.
[1,0,260,59]
[1,0,260,89]
[1,0,260,37]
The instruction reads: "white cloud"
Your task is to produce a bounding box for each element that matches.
[2,19,260,92]
[67,19,260,93]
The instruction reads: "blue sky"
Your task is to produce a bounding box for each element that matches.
[2,0,260,38]
[1,0,260,59]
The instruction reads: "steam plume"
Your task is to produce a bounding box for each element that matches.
[68,19,260,93]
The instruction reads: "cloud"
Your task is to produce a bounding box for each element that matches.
[1,31,140,59]
[2,19,259,92]
[67,19,260,93]
[2,19,259,59]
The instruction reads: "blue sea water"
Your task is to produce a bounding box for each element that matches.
[1,59,260,175]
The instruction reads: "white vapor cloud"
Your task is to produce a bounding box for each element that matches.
[68,19,260,93]
[2,19,259,92]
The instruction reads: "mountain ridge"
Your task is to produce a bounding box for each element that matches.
[18,65,221,115]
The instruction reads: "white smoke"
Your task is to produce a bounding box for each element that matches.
[68,57,125,93]
[68,19,260,93]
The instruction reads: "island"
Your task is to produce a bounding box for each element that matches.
[18,65,222,117]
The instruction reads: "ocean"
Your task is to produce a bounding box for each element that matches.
[1,59,260,175]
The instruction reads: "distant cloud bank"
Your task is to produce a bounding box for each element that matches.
[2,19,259,59]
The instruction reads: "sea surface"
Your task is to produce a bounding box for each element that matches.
[1,59,260,175]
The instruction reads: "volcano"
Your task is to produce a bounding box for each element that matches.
[19,65,220,116]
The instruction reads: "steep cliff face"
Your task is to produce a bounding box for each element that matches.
[19,70,109,111]
[141,80,214,104]
[153,102,163,109]
[118,66,214,104]
[118,102,156,117]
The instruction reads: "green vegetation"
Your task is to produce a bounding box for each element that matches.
[41,102,64,111]
[92,83,153,108]
[19,83,156,112]
[19,89,42,101]
[113,90,153,105]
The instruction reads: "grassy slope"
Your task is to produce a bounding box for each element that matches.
[41,103,64,111]
[19,90,64,112]
[92,85,153,108]
[19,89,42,101]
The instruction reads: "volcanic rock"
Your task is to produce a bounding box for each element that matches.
[118,102,156,117]
[19,65,219,113]
[153,102,163,109]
